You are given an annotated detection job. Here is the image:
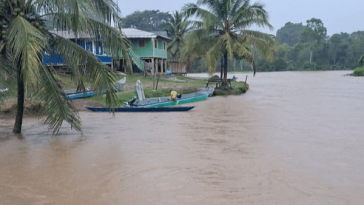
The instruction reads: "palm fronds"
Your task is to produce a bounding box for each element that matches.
[0,0,131,134]
[182,0,277,79]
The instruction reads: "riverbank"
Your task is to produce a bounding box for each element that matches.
[87,74,249,106]
[0,73,249,114]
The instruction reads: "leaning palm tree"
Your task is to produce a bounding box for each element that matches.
[0,0,130,134]
[181,0,277,87]
[164,11,191,61]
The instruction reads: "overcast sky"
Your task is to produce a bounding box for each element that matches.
[116,0,362,36]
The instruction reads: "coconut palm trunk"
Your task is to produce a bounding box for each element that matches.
[222,51,228,88]
[13,66,24,133]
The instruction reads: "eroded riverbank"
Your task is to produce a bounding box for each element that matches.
[1,71,363,204]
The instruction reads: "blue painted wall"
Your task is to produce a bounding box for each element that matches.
[43,38,111,65]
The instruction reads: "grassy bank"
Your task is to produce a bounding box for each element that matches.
[88,74,250,106]
[352,66,364,76]
[1,73,250,112]
[213,81,249,96]
[88,87,200,106]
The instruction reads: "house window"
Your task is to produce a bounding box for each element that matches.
[154,40,158,48]
[163,42,166,50]
[139,40,145,47]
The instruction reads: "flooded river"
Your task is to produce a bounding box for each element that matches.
[1,71,364,204]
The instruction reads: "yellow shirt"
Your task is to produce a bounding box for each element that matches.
[170,91,177,99]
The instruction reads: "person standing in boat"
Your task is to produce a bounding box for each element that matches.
[169,88,178,102]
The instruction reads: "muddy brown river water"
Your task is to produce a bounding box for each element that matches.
[1,71,364,204]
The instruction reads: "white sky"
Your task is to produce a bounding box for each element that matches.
[116,0,363,36]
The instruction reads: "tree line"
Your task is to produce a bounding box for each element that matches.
[123,10,364,73]
[256,18,364,72]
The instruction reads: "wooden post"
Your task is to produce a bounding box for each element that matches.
[152,58,155,76]
[156,74,160,90]
[165,60,167,73]
[245,75,248,84]
[156,58,159,75]
[161,59,164,74]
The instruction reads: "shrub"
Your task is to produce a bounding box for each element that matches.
[352,66,364,76]
[303,61,316,70]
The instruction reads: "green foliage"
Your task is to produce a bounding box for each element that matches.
[303,62,317,70]
[300,18,327,62]
[213,82,249,96]
[164,11,191,61]
[352,66,364,76]
[257,18,364,72]
[276,22,305,46]
[181,0,277,79]
[122,10,172,31]
[358,55,364,66]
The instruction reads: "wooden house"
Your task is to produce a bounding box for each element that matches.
[43,31,113,71]
[117,28,170,75]
[43,29,170,75]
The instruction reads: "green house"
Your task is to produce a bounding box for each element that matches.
[117,28,170,75]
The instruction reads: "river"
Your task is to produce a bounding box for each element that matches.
[0,71,363,204]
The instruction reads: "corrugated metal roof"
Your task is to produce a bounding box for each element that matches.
[151,31,169,39]
[50,30,92,39]
[122,28,170,40]
[51,28,170,40]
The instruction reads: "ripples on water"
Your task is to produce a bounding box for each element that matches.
[0,71,363,204]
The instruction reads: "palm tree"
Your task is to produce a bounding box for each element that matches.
[0,0,130,134]
[182,0,277,87]
[164,11,191,61]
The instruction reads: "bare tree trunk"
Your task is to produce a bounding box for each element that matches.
[309,50,313,63]
[13,66,24,134]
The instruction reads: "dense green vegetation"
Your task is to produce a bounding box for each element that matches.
[188,18,364,73]
[255,18,364,72]
[122,10,172,31]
